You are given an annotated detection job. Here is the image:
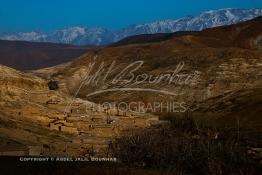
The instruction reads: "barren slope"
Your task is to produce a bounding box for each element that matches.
[34,17,262,107]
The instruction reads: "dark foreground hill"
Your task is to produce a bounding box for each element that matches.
[0,40,95,70]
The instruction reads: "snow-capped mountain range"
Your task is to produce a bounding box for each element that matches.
[0,8,261,45]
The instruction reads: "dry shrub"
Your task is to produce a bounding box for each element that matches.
[111,116,261,175]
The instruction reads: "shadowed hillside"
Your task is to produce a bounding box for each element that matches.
[0,40,95,70]
[191,88,262,129]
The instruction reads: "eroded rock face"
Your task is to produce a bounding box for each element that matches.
[0,65,48,101]
[0,65,72,155]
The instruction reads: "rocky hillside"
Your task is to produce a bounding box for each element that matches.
[0,64,159,156]
[0,65,71,152]
[191,88,262,129]
[34,17,262,108]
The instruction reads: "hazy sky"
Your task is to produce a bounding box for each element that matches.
[0,0,261,32]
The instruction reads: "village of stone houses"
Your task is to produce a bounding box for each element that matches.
[0,72,162,157]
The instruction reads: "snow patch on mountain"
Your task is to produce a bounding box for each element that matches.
[0,8,261,45]
[0,32,47,42]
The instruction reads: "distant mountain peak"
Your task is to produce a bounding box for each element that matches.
[0,8,261,45]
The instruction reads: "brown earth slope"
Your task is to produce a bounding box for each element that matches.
[190,87,262,129]
[0,64,159,156]
[35,17,262,108]
[0,40,95,70]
